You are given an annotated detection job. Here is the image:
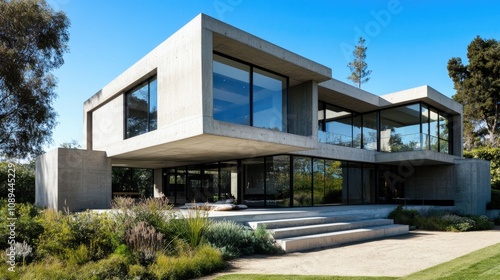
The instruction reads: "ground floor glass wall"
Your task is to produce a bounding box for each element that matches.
[162,155,395,207]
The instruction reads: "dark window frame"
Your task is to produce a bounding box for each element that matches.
[213,52,290,132]
[124,76,158,139]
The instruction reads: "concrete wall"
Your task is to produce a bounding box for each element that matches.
[289,81,314,136]
[454,159,490,215]
[85,14,205,154]
[92,95,123,149]
[36,148,112,212]
[404,158,490,215]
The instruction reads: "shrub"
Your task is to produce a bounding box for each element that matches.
[253,224,280,255]
[68,211,118,260]
[150,244,225,280]
[205,220,256,259]
[173,206,210,247]
[36,209,74,258]
[128,264,156,280]
[79,254,129,280]
[125,221,165,265]
[0,162,36,204]
[205,221,279,259]
[469,215,494,230]
[388,206,420,228]
[441,214,476,232]
[36,209,119,262]
[0,201,43,251]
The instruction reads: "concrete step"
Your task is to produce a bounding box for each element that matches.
[270,218,394,239]
[277,224,409,253]
[247,214,374,230]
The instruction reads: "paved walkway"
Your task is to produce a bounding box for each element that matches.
[203,226,500,278]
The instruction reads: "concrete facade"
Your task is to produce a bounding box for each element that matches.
[36,14,491,215]
[36,148,111,212]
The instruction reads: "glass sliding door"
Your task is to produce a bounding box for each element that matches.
[266,155,290,207]
[242,158,266,207]
[347,162,363,204]
[312,158,326,205]
[293,156,313,206]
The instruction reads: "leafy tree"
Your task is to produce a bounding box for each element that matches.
[0,0,70,158]
[60,139,81,149]
[448,36,500,149]
[463,147,500,190]
[0,161,36,203]
[347,37,372,89]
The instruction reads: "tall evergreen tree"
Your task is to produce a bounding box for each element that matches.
[0,0,70,158]
[347,37,372,89]
[448,36,500,149]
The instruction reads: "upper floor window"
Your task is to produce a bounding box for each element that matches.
[318,101,452,154]
[213,53,288,132]
[125,76,157,139]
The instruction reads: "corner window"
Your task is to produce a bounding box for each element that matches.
[125,76,157,138]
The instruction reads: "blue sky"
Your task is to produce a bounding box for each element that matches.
[45,0,500,150]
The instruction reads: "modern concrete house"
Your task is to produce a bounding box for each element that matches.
[36,13,490,216]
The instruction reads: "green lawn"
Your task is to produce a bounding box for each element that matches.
[214,243,500,280]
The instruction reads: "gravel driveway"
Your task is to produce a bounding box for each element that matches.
[203,226,500,278]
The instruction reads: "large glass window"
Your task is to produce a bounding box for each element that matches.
[439,113,450,153]
[293,156,313,206]
[213,53,288,131]
[253,68,287,131]
[112,167,153,198]
[380,104,421,152]
[242,158,266,207]
[362,112,378,150]
[429,109,439,152]
[125,77,157,138]
[213,55,251,125]
[320,103,354,147]
[266,155,291,207]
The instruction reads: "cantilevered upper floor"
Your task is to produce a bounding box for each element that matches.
[83,13,462,169]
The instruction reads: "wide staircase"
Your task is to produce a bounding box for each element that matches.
[246,209,409,253]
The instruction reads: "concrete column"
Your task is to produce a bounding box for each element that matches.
[153,168,164,198]
[289,81,313,136]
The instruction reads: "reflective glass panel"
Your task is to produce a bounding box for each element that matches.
[126,82,149,138]
[379,104,421,152]
[348,162,363,204]
[293,156,312,206]
[213,54,251,125]
[362,112,378,150]
[242,158,265,207]
[266,155,290,207]
[353,115,362,148]
[324,104,353,147]
[429,109,439,151]
[149,77,158,131]
[253,68,287,131]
